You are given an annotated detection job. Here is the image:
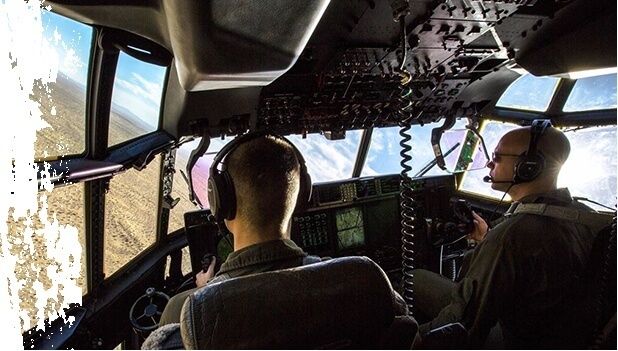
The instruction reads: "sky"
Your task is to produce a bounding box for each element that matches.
[40,9,89,83]
[112,52,166,129]
[41,9,166,129]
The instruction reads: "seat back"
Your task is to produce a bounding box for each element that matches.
[587,220,617,349]
[179,256,417,349]
[562,218,616,349]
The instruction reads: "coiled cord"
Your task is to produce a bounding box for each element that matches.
[399,136,415,312]
[390,0,422,314]
[399,120,425,314]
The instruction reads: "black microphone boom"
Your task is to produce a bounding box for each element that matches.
[483,176,514,184]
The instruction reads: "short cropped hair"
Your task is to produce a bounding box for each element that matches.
[225,135,301,231]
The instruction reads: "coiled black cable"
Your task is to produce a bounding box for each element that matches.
[389,0,422,314]
[399,115,424,314]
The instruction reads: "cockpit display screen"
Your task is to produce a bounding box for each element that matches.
[335,207,365,250]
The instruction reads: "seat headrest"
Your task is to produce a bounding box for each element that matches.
[180,256,405,349]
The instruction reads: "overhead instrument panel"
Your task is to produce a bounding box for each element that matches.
[256,0,551,136]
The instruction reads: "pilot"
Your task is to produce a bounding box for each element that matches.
[158,133,323,327]
[144,132,420,349]
[414,121,605,349]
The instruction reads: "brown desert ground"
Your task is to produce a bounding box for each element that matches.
[10,73,195,332]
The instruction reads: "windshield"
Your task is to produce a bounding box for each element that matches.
[289,131,363,183]
[496,74,560,112]
[290,122,472,183]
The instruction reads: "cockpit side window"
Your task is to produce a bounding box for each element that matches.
[108,52,166,146]
[13,9,92,334]
[168,138,205,233]
[101,34,170,275]
[168,137,232,232]
[34,10,91,160]
[103,157,161,278]
[7,184,87,334]
[558,125,616,211]
[459,121,518,199]
[563,73,617,112]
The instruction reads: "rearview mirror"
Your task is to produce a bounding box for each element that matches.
[438,128,489,174]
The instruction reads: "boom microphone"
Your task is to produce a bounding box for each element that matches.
[483,176,514,184]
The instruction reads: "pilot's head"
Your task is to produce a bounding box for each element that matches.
[224,134,302,241]
[487,124,570,199]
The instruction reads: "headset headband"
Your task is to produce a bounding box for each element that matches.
[208,131,312,221]
[526,119,551,156]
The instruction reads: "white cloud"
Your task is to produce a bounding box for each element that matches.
[111,85,159,128]
[53,28,61,43]
[61,44,82,75]
[112,71,164,128]
[115,73,163,105]
[132,72,163,103]
[291,133,360,182]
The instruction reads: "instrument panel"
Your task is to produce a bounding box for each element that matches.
[292,174,457,275]
[183,173,458,280]
[292,174,404,274]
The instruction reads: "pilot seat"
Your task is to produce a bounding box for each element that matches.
[144,256,419,349]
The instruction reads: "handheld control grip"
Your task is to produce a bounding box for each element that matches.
[431,200,474,246]
[452,199,474,234]
[201,253,222,273]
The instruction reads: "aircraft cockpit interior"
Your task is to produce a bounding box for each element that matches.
[3,0,616,349]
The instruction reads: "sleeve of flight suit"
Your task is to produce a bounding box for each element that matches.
[420,223,519,348]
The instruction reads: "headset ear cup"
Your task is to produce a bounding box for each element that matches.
[514,153,545,183]
[296,170,312,212]
[513,119,550,183]
[207,174,222,220]
[208,171,236,221]
[289,138,312,213]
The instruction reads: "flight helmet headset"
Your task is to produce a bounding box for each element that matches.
[207,131,312,221]
[513,119,551,183]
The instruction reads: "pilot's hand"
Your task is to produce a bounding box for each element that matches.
[467,211,488,243]
[196,256,217,288]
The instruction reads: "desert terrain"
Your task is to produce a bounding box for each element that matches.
[10,73,195,332]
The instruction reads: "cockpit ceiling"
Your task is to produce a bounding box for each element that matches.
[47,0,616,83]
[46,0,616,137]
[45,0,332,91]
